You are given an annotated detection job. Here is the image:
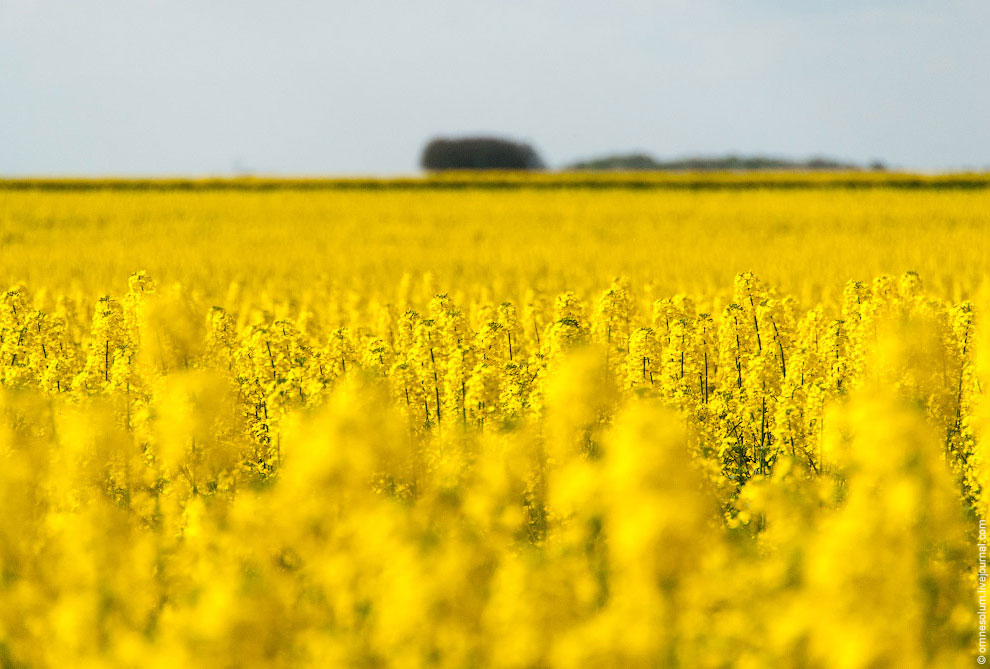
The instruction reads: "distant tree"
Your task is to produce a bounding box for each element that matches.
[421,137,545,171]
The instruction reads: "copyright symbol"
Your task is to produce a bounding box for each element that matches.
[978,656,986,664]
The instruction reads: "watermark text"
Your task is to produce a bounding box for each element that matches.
[979,518,986,664]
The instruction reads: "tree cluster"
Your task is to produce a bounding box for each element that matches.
[421,137,545,171]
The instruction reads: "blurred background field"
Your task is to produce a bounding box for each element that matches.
[2,179,988,305]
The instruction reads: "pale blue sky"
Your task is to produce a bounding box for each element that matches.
[1,0,987,175]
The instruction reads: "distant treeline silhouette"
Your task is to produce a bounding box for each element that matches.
[567,153,887,172]
[419,137,886,172]
[422,137,545,171]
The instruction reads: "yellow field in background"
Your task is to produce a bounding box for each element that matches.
[0,181,988,667]
[1,185,988,302]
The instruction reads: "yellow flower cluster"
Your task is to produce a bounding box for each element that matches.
[0,268,984,667]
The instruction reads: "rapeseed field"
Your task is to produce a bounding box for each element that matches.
[0,179,987,667]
